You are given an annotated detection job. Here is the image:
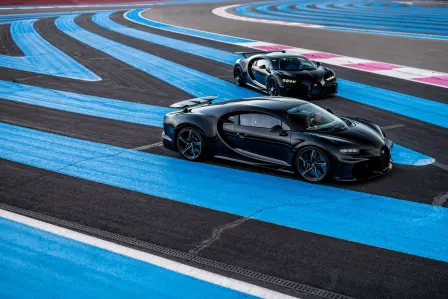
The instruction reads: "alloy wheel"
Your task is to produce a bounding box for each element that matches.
[177,128,203,160]
[297,148,328,182]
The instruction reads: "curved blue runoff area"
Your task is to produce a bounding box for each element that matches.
[0,122,447,263]
[0,80,435,166]
[0,80,171,128]
[230,1,448,40]
[125,8,254,44]
[55,14,258,102]
[92,11,239,65]
[0,19,100,81]
[0,217,255,299]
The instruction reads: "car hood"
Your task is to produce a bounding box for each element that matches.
[310,121,386,148]
[276,67,329,82]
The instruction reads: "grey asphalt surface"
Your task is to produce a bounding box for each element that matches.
[1,3,447,299]
[143,3,448,72]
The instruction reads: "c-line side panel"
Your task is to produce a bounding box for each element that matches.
[0,20,100,80]
[0,79,435,166]
[54,14,258,102]
[124,9,448,129]
[0,122,447,263]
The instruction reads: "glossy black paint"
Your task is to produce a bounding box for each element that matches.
[163,97,393,182]
[234,52,338,98]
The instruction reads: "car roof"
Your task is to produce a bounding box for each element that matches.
[250,52,307,59]
[201,97,309,114]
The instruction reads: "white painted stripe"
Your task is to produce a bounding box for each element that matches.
[211,5,448,88]
[0,209,298,299]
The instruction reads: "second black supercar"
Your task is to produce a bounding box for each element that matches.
[162,96,393,183]
[233,51,337,98]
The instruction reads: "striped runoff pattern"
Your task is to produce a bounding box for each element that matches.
[0,5,447,298]
[213,5,448,88]
[214,1,448,40]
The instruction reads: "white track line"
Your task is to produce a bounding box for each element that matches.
[0,209,298,299]
[212,5,448,89]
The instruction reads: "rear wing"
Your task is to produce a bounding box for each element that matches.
[170,96,218,109]
[235,50,286,58]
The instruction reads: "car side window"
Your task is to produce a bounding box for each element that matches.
[257,59,268,69]
[240,113,281,129]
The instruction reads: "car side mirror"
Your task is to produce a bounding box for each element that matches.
[270,124,286,133]
[326,107,334,114]
[313,61,321,67]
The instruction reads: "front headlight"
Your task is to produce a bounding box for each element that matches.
[340,148,359,154]
[282,78,297,84]
[325,75,336,81]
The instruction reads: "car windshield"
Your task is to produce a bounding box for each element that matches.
[272,57,316,71]
[286,103,345,131]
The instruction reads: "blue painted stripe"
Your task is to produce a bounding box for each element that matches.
[92,11,239,65]
[0,20,100,81]
[0,79,435,166]
[55,14,258,102]
[337,80,448,129]
[278,4,448,26]
[125,8,255,44]
[274,4,448,29]
[0,80,170,128]
[311,3,448,21]
[0,122,447,262]
[236,4,448,35]
[126,9,448,129]
[0,217,256,299]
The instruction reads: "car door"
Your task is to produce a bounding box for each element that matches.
[233,113,292,165]
[251,59,270,87]
[218,114,239,147]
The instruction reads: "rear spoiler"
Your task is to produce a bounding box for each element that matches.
[235,50,286,58]
[170,96,218,109]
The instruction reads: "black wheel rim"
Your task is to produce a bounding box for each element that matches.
[268,80,277,96]
[178,129,202,159]
[297,149,328,182]
[234,68,241,85]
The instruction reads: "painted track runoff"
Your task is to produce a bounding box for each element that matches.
[0,2,447,299]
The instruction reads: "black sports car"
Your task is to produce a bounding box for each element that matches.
[233,51,337,98]
[162,96,392,183]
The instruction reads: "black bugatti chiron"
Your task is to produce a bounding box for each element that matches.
[233,51,337,98]
[162,96,392,183]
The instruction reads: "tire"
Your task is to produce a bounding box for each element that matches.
[295,146,330,183]
[176,127,205,161]
[267,77,279,96]
[234,65,245,86]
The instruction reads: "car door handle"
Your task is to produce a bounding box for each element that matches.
[237,133,246,138]
[279,131,288,136]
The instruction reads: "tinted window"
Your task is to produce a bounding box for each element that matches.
[287,103,345,131]
[240,113,281,129]
[254,59,268,69]
[272,57,316,71]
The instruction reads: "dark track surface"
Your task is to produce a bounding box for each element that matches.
[1,3,447,299]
